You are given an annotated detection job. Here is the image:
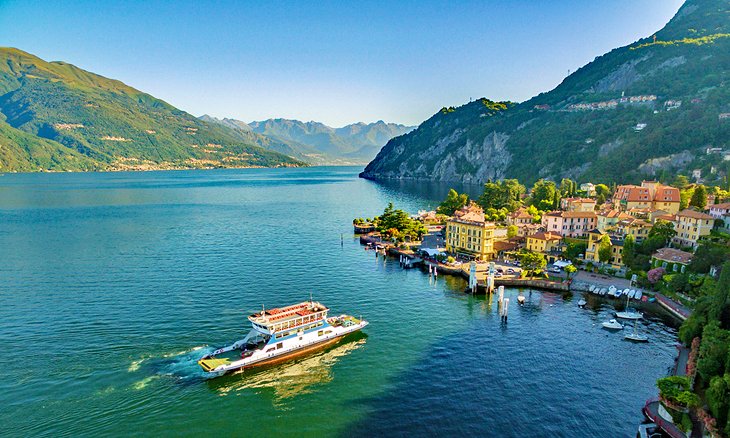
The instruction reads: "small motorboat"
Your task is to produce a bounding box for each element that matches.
[517,294,526,305]
[578,298,586,308]
[602,319,623,330]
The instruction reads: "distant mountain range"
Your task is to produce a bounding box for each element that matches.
[201,116,414,165]
[0,48,308,172]
[362,0,730,186]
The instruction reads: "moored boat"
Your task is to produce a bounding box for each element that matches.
[198,300,368,376]
[602,319,623,330]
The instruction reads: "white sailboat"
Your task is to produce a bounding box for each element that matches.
[615,293,643,320]
[624,320,648,342]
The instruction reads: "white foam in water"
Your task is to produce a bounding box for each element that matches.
[157,345,214,380]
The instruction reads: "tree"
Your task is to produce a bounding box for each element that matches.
[559,178,576,197]
[564,264,577,280]
[680,187,694,210]
[690,184,708,210]
[690,243,730,274]
[594,184,610,205]
[526,205,541,222]
[376,202,427,241]
[506,225,518,238]
[598,234,612,264]
[437,189,468,216]
[648,219,677,246]
[673,175,690,189]
[698,321,730,383]
[530,179,559,211]
[518,251,547,276]
[647,267,666,284]
[478,179,525,212]
[622,234,636,270]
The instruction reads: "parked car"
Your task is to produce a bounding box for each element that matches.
[507,268,515,274]
[496,268,504,274]
[494,272,503,277]
[550,267,561,273]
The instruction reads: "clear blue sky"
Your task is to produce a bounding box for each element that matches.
[0,0,684,127]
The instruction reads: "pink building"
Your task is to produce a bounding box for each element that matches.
[541,211,597,238]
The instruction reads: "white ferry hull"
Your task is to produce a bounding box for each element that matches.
[200,319,368,376]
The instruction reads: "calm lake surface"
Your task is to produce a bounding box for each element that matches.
[0,167,678,437]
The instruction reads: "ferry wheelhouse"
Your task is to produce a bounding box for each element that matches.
[198,301,367,375]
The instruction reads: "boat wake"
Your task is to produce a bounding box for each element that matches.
[133,345,214,382]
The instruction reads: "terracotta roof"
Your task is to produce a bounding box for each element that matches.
[653,185,680,203]
[710,202,730,210]
[527,231,562,241]
[510,208,533,219]
[559,211,597,218]
[653,247,693,264]
[494,241,520,252]
[655,214,677,222]
[678,209,714,220]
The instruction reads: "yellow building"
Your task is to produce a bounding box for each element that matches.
[672,209,715,249]
[526,232,562,253]
[445,203,495,260]
[585,230,624,269]
[615,217,652,242]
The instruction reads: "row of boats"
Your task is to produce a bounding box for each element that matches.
[588,284,644,301]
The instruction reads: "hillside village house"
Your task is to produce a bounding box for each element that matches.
[614,217,652,243]
[613,181,680,214]
[709,202,730,219]
[526,232,562,253]
[445,203,495,261]
[560,197,597,212]
[672,209,715,249]
[584,230,625,270]
[651,247,693,273]
[580,182,596,197]
[526,232,563,263]
[506,207,539,237]
[541,211,597,238]
[597,209,632,232]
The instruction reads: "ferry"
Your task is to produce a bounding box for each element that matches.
[198,300,368,376]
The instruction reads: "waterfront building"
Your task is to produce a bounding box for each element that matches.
[584,230,624,270]
[526,231,562,253]
[613,181,680,214]
[651,247,693,273]
[541,211,597,238]
[672,209,715,249]
[560,197,596,212]
[445,203,496,260]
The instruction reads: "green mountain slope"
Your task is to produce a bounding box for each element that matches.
[362,0,730,185]
[0,48,304,172]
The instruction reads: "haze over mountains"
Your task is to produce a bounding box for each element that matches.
[362,0,730,186]
[201,116,414,165]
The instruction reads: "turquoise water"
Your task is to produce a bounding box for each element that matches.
[0,167,678,437]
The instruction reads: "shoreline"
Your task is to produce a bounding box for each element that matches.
[360,234,687,325]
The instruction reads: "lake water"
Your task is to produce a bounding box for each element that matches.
[0,167,679,437]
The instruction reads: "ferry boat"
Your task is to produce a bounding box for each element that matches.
[198,300,368,376]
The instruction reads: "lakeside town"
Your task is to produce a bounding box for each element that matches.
[354,176,730,438]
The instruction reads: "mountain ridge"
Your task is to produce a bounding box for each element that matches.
[0,47,305,172]
[203,115,414,164]
[361,0,730,186]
